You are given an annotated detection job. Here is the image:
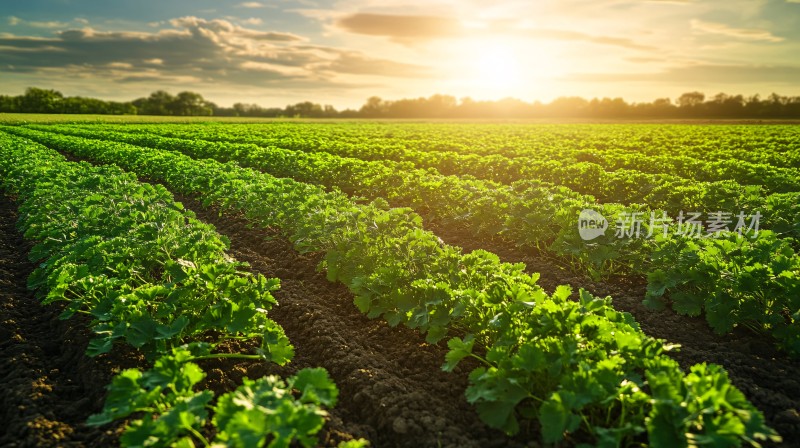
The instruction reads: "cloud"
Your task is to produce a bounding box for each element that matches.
[337,13,463,39]
[564,63,800,84]
[334,12,656,51]
[7,16,70,28]
[241,18,264,25]
[107,62,133,69]
[315,51,431,77]
[690,19,784,42]
[237,2,265,8]
[0,15,432,94]
[523,28,655,51]
[626,56,663,63]
[168,16,303,42]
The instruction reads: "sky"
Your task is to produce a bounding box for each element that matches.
[1,0,798,108]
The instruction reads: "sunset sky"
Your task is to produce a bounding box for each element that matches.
[1,0,798,108]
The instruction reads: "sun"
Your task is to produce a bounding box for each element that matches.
[471,43,522,90]
[443,37,529,98]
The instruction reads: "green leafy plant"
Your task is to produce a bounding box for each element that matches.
[646,231,800,354]
[1,125,783,446]
[0,132,339,448]
[89,343,340,448]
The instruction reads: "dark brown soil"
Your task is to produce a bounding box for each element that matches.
[0,194,143,447]
[426,223,800,446]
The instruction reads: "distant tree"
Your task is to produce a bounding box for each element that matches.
[652,97,675,115]
[427,94,457,114]
[547,96,589,117]
[631,97,676,118]
[168,91,212,116]
[0,95,19,113]
[285,101,325,117]
[18,87,64,113]
[360,96,387,117]
[108,101,137,115]
[705,93,744,117]
[323,105,338,117]
[587,97,630,118]
[3,86,800,119]
[137,90,175,115]
[676,91,705,108]
[767,92,788,106]
[232,102,264,117]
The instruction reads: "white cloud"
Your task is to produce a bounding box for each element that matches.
[0,15,432,96]
[6,16,70,29]
[238,2,265,8]
[690,19,784,42]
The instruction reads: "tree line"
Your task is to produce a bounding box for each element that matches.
[2,87,800,119]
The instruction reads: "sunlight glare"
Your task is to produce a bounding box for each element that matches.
[473,44,521,89]
[448,38,530,98]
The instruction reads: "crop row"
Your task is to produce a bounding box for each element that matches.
[2,125,781,446]
[63,124,800,245]
[27,124,800,246]
[21,124,800,355]
[96,123,800,196]
[0,131,350,448]
[100,122,800,169]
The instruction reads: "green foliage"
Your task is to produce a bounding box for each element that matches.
[0,136,282,359]
[647,231,800,354]
[645,360,781,448]
[88,344,339,448]
[213,368,337,448]
[0,132,338,448]
[0,125,785,446]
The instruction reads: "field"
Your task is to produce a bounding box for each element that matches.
[1,117,798,447]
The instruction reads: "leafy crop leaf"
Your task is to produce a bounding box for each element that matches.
[540,393,581,443]
[292,367,339,407]
[259,319,295,365]
[443,335,475,372]
[670,291,703,317]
